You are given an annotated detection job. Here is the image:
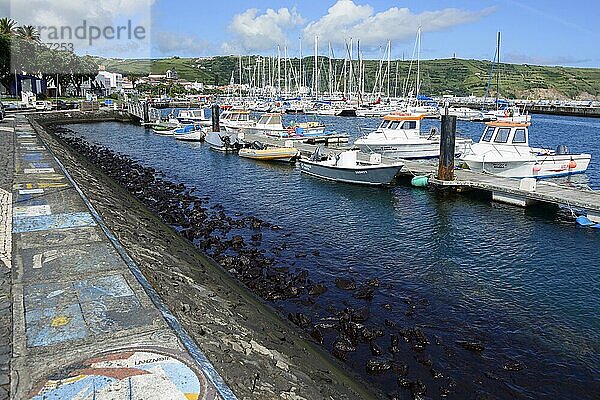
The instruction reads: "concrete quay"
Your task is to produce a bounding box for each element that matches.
[0,113,382,399]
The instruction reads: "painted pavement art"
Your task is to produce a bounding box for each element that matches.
[30,349,223,400]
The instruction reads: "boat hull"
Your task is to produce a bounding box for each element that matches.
[462,154,591,178]
[205,131,243,153]
[174,130,204,142]
[355,138,472,159]
[299,159,403,185]
[239,148,298,162]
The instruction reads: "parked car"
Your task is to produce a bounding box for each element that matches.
[34,101,52,111]
[0,101,5,121]
[52,99,78,110]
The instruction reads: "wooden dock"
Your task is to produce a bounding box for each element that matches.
[241,132,600,222]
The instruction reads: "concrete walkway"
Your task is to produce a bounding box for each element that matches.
[4,115,236,399]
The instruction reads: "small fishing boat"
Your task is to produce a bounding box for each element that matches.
[447,107,485,121]
[299,147,404,186]
[238,141,299,163]
[176,109,211,126]
[152,120,181,135]
[205,131,245,153]
[220,109,255,132]
[242,113,327,138]
[173,125,206,142]
[354,112,472,159]
[459,119,591,178]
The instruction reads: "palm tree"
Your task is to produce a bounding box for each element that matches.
[15,25,41,43]
[0,17,17,35]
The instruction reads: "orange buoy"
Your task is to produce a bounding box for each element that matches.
[568,159,577,169]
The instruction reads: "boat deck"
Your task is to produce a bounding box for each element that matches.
[241,132,600,219]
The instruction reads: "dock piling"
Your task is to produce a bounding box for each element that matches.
[211,104,220,132]
[437,104,457,181]
[142,101,149,124]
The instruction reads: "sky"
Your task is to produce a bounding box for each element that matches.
[3,0,599,67]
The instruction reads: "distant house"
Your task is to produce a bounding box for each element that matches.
[166,69,178,80]
[81,70,123,96]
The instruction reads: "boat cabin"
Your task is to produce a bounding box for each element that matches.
[177,109,208,120]
[256,113,283,127]
[378,113,425,131]
[479,121,530,146]
[221,110,250,122]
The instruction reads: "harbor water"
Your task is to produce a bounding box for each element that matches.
[63,113,599,399]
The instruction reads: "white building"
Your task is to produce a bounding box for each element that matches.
[97,70,123,94]
[166,69,178,80]
[80,69,124,96]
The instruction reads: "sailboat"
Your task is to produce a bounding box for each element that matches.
[481,32,529,123]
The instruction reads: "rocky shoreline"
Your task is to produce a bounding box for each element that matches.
[39,121,469,400]
[30,117,385,400]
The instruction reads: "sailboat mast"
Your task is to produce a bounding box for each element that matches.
[314,35,318,97]
[299,37,303,93]
[386,40,391,99]
[495,31,501,110]
[416,27,421,102]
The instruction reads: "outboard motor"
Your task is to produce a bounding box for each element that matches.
[556,144,569,155]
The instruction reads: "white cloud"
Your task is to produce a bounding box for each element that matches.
[222,7,304,53]
[153,31,213,57]
[8,0,154,58]
[303,0,495,48]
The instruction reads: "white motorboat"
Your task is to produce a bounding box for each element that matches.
[151,118,181,135]
[459,119,591,178]
[173,125,206,142]
[205,131,245,153]
[354,113,472,159]
[220,109,255,132]
[242,113,326,138]
[176,109,211,126]
[448,107,485,121]
[299,147,404,186]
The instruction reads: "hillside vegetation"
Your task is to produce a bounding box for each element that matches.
[96,56,600,100]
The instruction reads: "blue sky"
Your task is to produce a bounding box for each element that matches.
[152,0,599,67]
[5,0,599,67]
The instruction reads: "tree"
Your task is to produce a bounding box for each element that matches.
[15,25,41,43]
[0,18,16,35]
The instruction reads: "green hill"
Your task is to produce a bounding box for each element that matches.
[94,56,600,100]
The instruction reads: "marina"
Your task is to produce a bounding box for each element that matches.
[2,2,599,399]
[20,108,596,399]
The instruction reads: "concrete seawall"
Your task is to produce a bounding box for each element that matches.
[26,111,383,399]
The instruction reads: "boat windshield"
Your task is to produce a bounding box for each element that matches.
[257,115,270,124]
[268,115,282,125]
[512,128,527,144]
[481,126,494,142]
[389,121,400,129]
[401,120,417,129]
[493,128,511,143]
[380,120,391,129]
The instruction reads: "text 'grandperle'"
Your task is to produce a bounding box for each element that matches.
[37,20,146,46]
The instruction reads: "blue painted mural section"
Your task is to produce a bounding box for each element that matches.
[12,212,97,233]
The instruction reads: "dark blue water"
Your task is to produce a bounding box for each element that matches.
[65,113,599,399]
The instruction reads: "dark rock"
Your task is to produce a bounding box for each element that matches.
[308,283,327,296]
[335,277,356,290]
[457,340,485,352]
[389,334,400,353]
[354,285,375,301]
[370,340,383,356]
[350,306,369,322]
[366,355,393,374]
[333,334,357,353]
